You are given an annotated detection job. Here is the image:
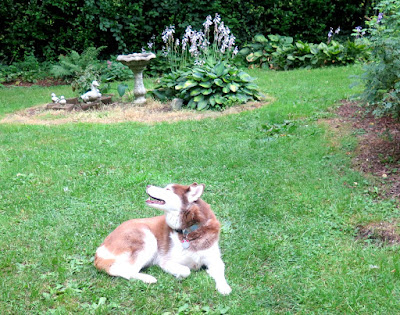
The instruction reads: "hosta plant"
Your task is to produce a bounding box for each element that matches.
[240,33,370,70]
[152,60,260,110]
[240,34,294,69]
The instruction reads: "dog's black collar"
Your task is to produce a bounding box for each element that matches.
[175,224,200,236]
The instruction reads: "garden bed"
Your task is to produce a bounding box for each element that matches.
[0,99,271,125]
[322,100,400,246]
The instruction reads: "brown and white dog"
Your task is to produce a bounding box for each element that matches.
[94,183,232,295]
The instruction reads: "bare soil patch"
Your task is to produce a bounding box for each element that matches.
[0,99,271,125]
[356,221,400,246]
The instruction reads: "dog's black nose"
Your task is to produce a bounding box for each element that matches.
[146,185,151,189]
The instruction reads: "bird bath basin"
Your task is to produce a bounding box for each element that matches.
[116,52,156,105]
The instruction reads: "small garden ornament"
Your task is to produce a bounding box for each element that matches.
[51,93,60,103]
[59,96,66,105]
[80,80,102,103]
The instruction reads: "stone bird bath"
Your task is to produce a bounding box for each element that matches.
[116,52,156,105]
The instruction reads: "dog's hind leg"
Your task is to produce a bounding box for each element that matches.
[109,230,158,284]
[108,254,157,283]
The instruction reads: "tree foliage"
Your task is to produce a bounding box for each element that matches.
[0,0,375,63]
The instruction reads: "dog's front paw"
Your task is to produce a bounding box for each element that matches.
[217,283,232,295]
[135,273,158,284]
[176,266,191,279]
[142,275,158,284]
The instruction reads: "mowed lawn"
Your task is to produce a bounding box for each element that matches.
[1,66,400,314]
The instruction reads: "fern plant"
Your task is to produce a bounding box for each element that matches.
[50,47,105,96]
[51,47,104,82]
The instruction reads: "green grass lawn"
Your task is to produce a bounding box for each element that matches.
[1,65,400,314]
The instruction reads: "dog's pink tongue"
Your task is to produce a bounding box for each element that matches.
[146,198,165,205]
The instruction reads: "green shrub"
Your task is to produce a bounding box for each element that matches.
[0,0,374,63]
[100,59,133,82]
[240,34,294,69]
[145,50,182,77]
[357,0,400,117]
[152,60,260,110]
[240,33,370,70]
[0,53,52,83]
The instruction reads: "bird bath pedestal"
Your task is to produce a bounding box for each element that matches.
[116,53,156,105]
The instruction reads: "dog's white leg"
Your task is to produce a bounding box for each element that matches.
[159,260,191,279]
[203,245,231,295]
[129,272,158,284]
[109,262,158,284]
[206,258,232,295]
[108,250,158,284]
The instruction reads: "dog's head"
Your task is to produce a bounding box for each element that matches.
[146,183,204,212]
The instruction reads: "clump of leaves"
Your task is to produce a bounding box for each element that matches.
[240,34,294,69]
[261,120,298,139]
[152,60,260,110]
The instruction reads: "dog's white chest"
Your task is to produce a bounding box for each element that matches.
[167,232,203,269]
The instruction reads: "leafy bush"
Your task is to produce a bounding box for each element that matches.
[357,0,400,117]
[145,50,182,77]
[152,60,260,110]
[0,54,52,83]
[241,34,294,69]
[100,59,133,82]
[240,33,370,70]
[0,0,374,63]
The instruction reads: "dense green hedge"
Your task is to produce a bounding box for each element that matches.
[1,0,376,63]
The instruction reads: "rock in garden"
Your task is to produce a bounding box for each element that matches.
[171,98,183,110]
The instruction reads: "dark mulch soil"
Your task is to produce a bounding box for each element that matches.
[334,101,400,245]
[335,100,400,199]
[3,78,66,87]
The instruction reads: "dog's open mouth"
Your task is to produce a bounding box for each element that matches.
[146,194,166,205]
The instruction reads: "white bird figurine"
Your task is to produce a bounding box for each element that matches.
[51,93,60,103]
[80,80,102,103]
[59,96,66,105]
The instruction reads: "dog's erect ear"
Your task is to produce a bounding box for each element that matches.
[187,183,205,203]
